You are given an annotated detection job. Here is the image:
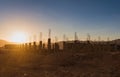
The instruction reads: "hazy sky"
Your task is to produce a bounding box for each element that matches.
[0,0,120,42]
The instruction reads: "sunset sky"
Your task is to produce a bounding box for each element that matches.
[0,0,120,42]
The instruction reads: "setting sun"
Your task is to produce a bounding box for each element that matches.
[10,32,27,43]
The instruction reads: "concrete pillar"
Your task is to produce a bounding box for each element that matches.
[39,41,42,50]
[48,38,51,51]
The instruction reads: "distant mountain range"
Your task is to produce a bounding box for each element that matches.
[0,40,9,47]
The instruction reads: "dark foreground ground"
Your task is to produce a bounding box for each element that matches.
[0,48,120,77]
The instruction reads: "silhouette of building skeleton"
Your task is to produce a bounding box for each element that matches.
[4,30,120,52]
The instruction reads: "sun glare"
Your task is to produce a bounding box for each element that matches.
[11,32,27,43]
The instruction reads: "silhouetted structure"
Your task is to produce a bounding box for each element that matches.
[42,43,45,49]
[4,30,120,53]
[29,42,32,49]
[54,36,59,51]
[33,35,37,50]
[87,33,90,43]
[74,32,78,43]
[47,29,51,51]
[29,36,32,49]
[63,34,67,50]
[25,43,28,49]
[39,32,42,50]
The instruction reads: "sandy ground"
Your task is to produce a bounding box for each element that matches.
[0,49,120,77]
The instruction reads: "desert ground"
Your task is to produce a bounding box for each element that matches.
[0,48,120,77]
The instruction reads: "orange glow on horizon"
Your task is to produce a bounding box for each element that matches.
[10,31,28,43]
